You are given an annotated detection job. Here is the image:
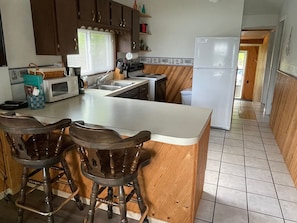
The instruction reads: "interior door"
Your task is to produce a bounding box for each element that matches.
[240,46,258,101]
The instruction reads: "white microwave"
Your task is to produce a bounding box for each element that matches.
[43,76,79,102]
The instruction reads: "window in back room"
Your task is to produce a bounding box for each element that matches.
[67,29,115,76]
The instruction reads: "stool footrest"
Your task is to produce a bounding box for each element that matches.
[15,187,80,217]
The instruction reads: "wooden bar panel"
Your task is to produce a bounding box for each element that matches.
[143,65,193,104]
[270,71,297,186]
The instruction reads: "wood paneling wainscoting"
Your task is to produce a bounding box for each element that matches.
[143,64,193,103]
[270,71,297,186]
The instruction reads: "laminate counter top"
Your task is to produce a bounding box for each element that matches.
[1,88,211,146]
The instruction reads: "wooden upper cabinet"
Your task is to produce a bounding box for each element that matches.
[122,5,132,29]
[111,1,131,29]
[111,1,122,27]
[116,9,139,53]
[96,0,111,25]
[30,0,78,55]
[79,0,97,22]
[78,0,110,25]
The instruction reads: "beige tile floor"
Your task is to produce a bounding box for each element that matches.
[195,100,297,223]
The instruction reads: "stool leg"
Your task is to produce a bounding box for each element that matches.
[133,178,149,223]
[42,167,54,223]
[107,187,113,219]
[118,186,128,223]
[17,167,28,223]
[61,159,83,210]
[86,182,99,223]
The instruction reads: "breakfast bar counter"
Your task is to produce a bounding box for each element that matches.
[0,89,212,223]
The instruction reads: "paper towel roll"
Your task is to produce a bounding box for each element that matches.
[126,52,138,60]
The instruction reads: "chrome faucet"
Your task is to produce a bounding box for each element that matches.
[96,70,112,86]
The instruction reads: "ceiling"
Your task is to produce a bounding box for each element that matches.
[243,0,284,16]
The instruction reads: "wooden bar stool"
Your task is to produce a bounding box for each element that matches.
[0,113,84,223]
[69,121,151,223]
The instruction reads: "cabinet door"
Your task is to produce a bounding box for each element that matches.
[139,84,148,100]
[96,0,110,25]
[122,5,132,29]
[111,1,122,27]
[132,10,140,52]
[30,0,58,55]
[55,0,79,54]
[78,0,96,22]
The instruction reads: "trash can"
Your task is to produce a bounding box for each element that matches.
[181,88,192,105]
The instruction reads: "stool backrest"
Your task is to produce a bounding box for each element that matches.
[0,112,72,160]
[69,121,151,178]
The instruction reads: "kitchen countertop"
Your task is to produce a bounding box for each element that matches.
[1,81,212,146]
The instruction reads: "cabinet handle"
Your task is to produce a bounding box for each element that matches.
[74,38,78,51]
[132,41,136,49]
[97,12,101,23]
[92,10,95,22]
[119,20,123,27]
[122,19,126,27]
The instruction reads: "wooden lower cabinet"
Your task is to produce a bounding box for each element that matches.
[115,84,148,100]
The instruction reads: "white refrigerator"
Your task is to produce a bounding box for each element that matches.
[191,37,240,130]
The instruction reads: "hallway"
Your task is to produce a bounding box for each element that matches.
[195,100,297,223]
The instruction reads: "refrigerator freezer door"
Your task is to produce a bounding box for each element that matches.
[193,37,240,69]
[191,68,236,130]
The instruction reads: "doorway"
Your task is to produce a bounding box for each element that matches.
[237,30,271,101]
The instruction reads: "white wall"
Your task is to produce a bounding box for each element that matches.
[0,0,61,68]
[242,14,279,29]
[279,0,297,77]
[115,0,244,58]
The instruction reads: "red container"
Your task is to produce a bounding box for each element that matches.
[140,23,147,33]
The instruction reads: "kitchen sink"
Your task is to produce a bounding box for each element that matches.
[112,81,134,87]
[88,81,134,91]
[99,85,122,91]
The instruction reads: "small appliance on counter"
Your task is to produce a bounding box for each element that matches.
[43,76,79,102]
[67,67,84,94]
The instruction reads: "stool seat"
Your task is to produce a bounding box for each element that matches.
[69,121,152,223]
[0,112,84,223]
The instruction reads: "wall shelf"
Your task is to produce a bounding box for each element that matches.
[139,13,151,18]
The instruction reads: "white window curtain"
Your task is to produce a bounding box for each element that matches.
[67,29,115,76]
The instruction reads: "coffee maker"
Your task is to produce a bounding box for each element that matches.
[67,67,84,94]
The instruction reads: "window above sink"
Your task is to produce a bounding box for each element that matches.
[67,29,115,76]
